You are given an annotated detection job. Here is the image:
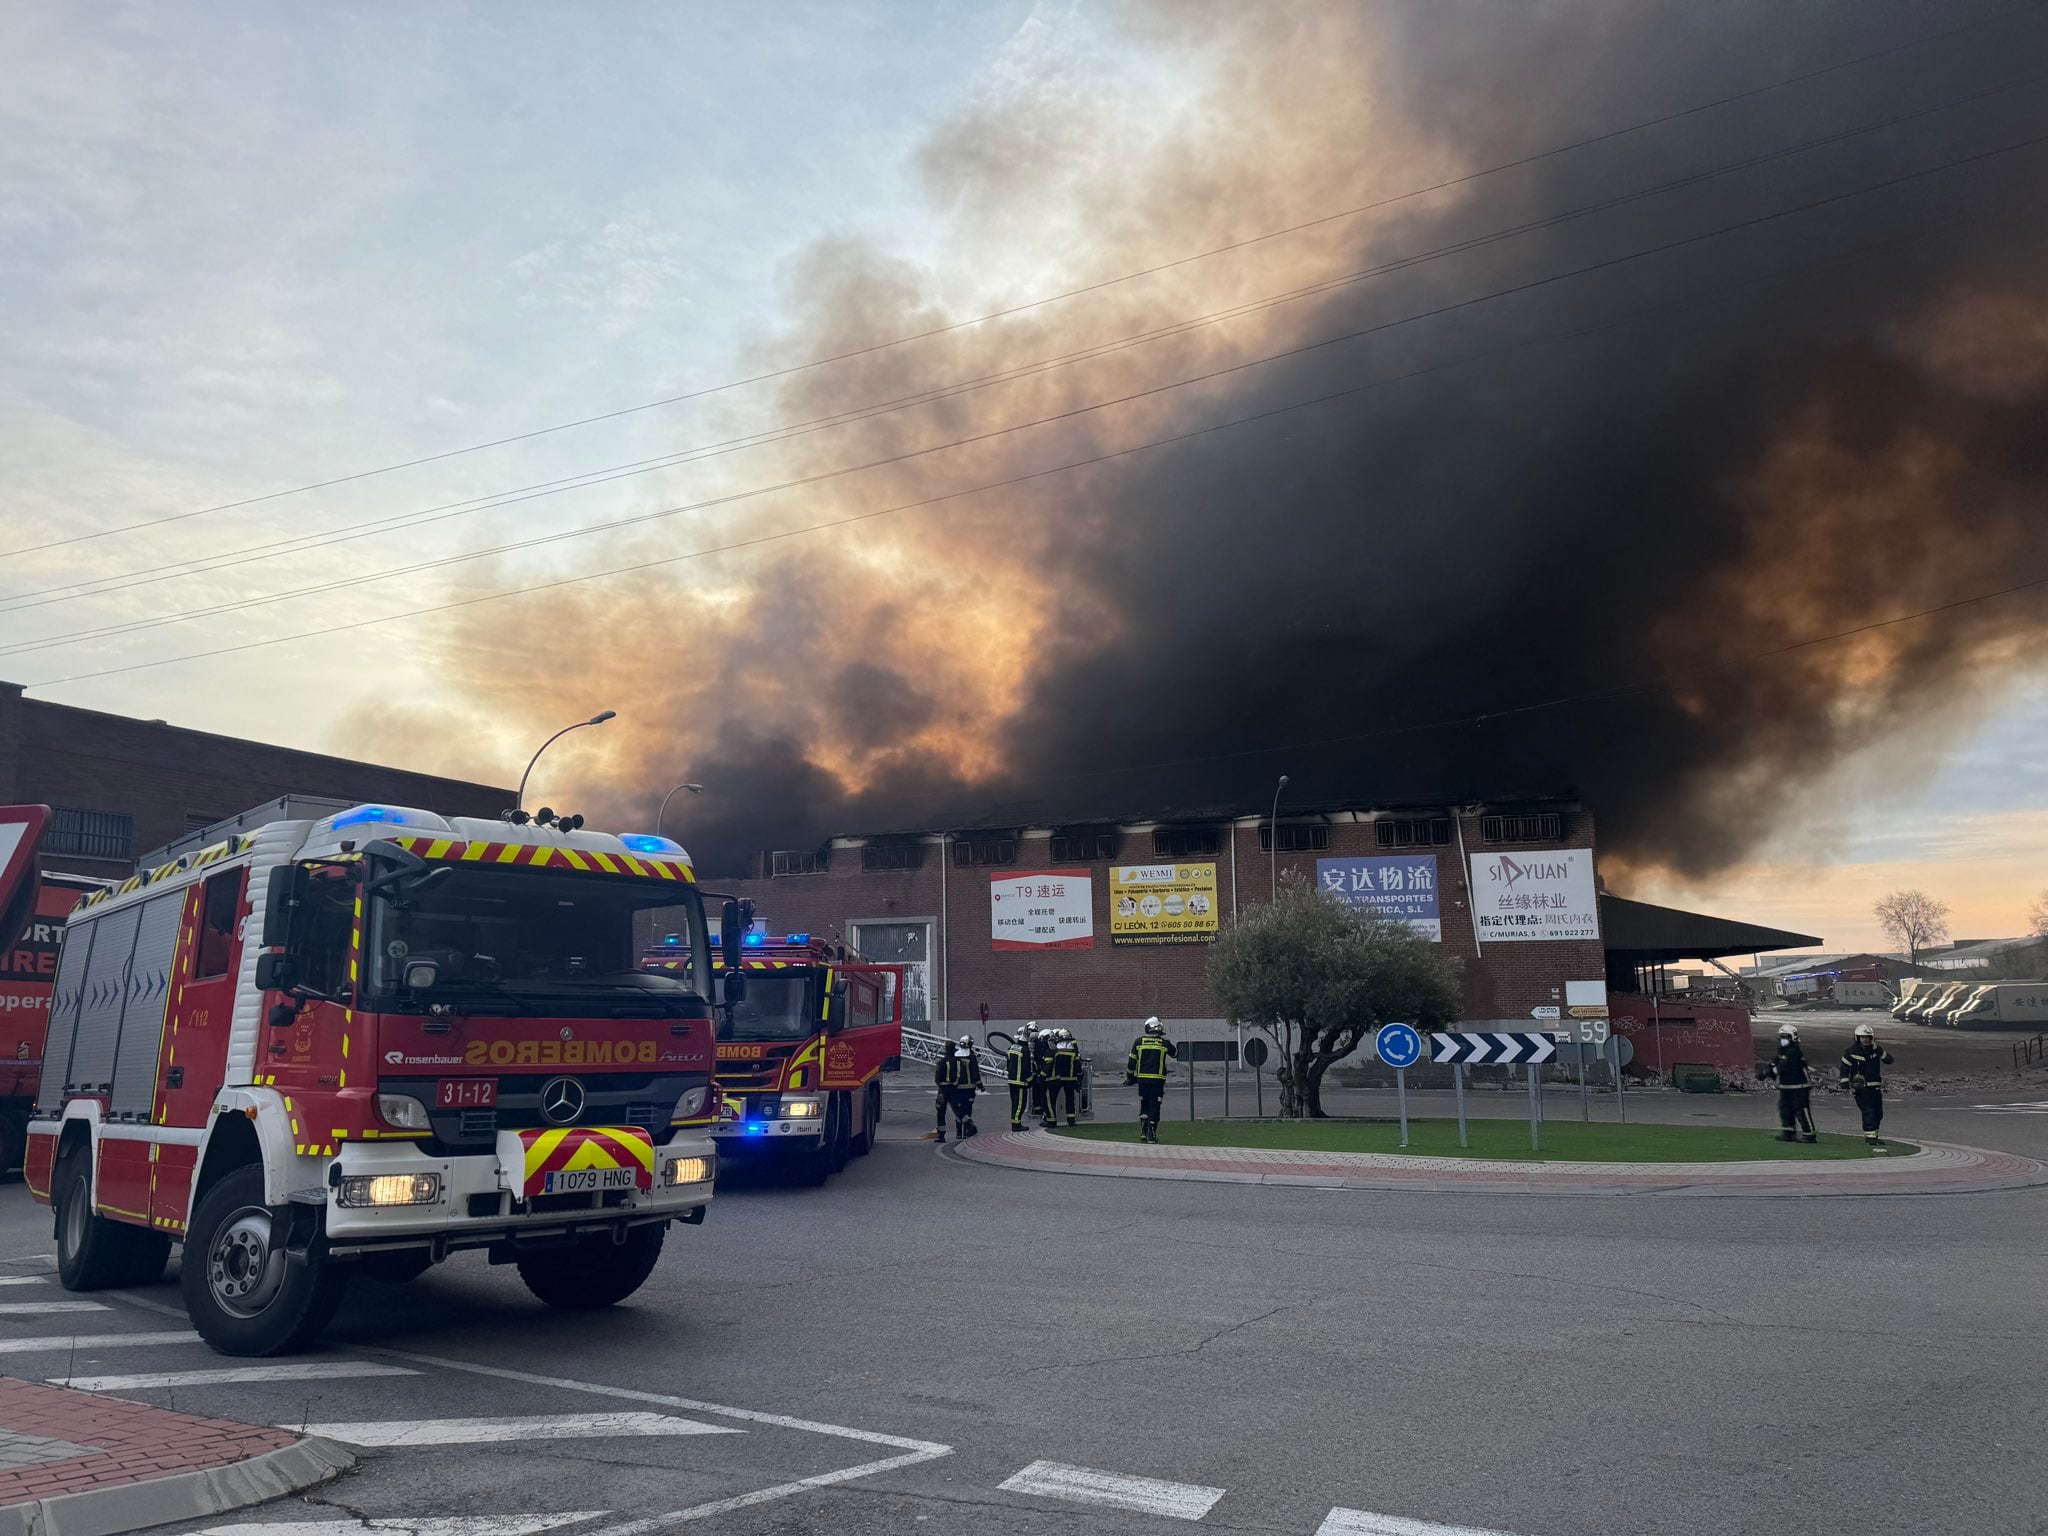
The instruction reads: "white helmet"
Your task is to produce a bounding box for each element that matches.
[1854,1022,1876,1038]
[959,1034,974,1046]
[1143,1016,1163,1035]
[1778,1024,1798,1041]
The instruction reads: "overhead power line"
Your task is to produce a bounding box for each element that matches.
[10,59,2036,619]
[23,149,2047,691]
[0,2,2025,562]
[9,124,2043,666]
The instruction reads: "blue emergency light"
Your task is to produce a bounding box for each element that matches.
[330,805,409,830]
[743,932,764,946]
[786,932,810,944]
[620,833,684,854]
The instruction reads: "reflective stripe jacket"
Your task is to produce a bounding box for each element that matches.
[1761,1043,1811,1087]
[1050,1040,1082,1083]
[1840,1041,1893,1087]
[1032,1035,1057,1081]
[1127,1035,1176,1081]
[1006,1041,1033,1086]
[936,1048,983,1090]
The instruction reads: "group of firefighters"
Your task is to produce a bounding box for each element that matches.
[1759,1020,1898,1151]
[931,1017,1181,1143]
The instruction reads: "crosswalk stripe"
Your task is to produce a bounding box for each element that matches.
[0,1300,109,1315]
[0,1330,198,1355]
[998,1460,1226,1521]
[1317,1509,1519,1535]
[0,1276,48,1286]
[51,1362,420,1390]
[299,1412,742,1446]
[193,1517,606,1536]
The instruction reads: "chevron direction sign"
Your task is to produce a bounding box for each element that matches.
[1430,1030,1557,1065]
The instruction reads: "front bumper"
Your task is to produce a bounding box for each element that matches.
[710,1118,824,1147]
[320,1129,715,1248]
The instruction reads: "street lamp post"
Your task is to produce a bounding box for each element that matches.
[655,781,705,836]
[514,710,617,813]
[1269,773,1290,901]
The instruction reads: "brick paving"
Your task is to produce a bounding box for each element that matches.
[952,1128,2048,1197]
[0,1376,297,1510]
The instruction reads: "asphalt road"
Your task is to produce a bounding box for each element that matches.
[3,1080,2046,1536]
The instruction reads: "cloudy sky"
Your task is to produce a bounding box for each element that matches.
[4,1,2046,953]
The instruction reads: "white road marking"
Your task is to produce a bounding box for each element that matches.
[1318,1508,1520,1535]
[299,1412,741,1446]
[193,1517,605,1536]
[0,1330,198,1354]
[998,1460,1227,1521]
[1973,1101,2048,1113]
[51,1362,420,1390]
[0,1300,108,1315]
[0,1276,48,1286]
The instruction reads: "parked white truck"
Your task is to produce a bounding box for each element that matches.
[1933,982,2048,1028]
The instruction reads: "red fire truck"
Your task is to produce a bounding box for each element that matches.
[644,928,904,1184]
[26,799,722,1356]
[2,870,109,1174]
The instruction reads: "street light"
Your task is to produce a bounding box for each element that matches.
[656,781,705,836]
[1269,774,1290,901]
[514,710,616,813]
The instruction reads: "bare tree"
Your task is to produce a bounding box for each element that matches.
[1873,889,1951,965]
[2029,892,2048,941]
[1208,873,1462,1117]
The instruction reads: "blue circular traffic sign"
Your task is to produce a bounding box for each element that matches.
[1375,1022,1422,1069]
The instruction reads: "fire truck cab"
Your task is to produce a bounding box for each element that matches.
[27,800,722,1356]
[644,929,903,1184]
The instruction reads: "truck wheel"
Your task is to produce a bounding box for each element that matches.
[828,1094,851,1173]
[792,1124,833,1187]
[851,1084,879,1157]
[0,1110,25,1177]
[515,1225,663,1310]
[55,1152,149,1292]
[182,1165,350,1357]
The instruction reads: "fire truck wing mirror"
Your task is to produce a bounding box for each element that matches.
[403,958,440,990]
[721,969,747,1006]
[365,842,450,899]
[825,989,848,1035]
[254,951,296,993]
[720,900,743,972]
[260,866,307,949]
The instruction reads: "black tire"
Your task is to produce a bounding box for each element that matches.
[828,1094,852,1173]
[851,1084,879,1157]
[0,1110,25,1177]
[514,1224,663,1310]
[791,1121,833,1187]
[359,1249,435,1284]
[181,1165,350,1356]
[121,1229,172,1289]
[54,1152,142,1292]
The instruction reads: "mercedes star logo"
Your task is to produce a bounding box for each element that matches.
[539,1076,585,1126]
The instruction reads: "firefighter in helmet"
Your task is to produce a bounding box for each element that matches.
[1047,1027,1084,1127]
[1006,1024,1038,1131]
[1840,1022,1896,1152]
[932,1033,983,1143]
[1125,1016,1177,1144]
[1757,1022,1816,1143]
[1030,1022,1059,1126]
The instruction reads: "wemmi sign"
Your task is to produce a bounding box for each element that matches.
[1466,848,1600,943]
[991,870,1095,951]
[1109,862,1219,944]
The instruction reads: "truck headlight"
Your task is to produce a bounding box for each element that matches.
[337,1173,441,1208]
[662,1155,712,1187]
[782,1098,823,1119]
[672,1086,709,1120]
[376,1094,432,1131]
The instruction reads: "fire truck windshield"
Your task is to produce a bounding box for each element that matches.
[367,864,711,1013]
[722,973,817,1042]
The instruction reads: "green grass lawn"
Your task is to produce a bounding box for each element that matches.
[1055,1118,1917,1163]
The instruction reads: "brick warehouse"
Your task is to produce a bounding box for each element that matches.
[655,798,1617,1062]
[0,683,509,877]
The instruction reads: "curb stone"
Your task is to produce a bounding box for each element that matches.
[0,1436,353,1536]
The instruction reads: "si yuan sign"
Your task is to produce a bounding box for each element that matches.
[991,869,1094,951]
[1315,855,1441,941]
[1467,848,1600,943]
[1109,863,1219,944]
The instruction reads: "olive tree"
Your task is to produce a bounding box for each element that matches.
[1207,873,1462,1118]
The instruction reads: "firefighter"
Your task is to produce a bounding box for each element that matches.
[1032,1024,1060,1128]
[932,1034,982,1142]
[1757,1023,1816,1143]
[1047,1027,1084,1127]
[1006,1024,1037,1131]
[1125,1016,1177,1144]
[1840,1021,1896,1152]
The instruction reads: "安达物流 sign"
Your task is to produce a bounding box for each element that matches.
[1467,848,1600,943]
[1315,854,1441,941]
[1110,863,1219,944]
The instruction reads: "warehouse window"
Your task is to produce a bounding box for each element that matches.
[1152,826,1221,859]
[769,849,827,877]
[860,842,922,873]
[952,838,1017,868]
[1480,813,1564,843]
[1375,817,1452,848]
[1259,824,1330,853]
[1050,828,1118,862]
[45,808,134,863]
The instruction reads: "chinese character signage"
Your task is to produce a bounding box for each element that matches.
[1467,848,1600,942]
[1109,863,1219,944]
[1315,855,1442,941]
[990,869,1095,951]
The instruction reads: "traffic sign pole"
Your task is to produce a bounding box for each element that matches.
[1454,1062,1468,1148]
[1397,1067,1409,1148]
[1578,1048,1590,1123]
[1527,1063,1541,1152]
[1611,1033,1627,1125]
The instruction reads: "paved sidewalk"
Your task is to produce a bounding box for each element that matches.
[950,1129,2048,1197]
[0,1376,350,1536]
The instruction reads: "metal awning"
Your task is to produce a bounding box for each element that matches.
[1600,894,1820,965]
